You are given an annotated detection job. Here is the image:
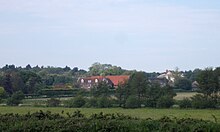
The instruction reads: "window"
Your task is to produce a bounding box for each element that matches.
[88,80,92,83]
[95,79,98,83]
[81,79,84,83]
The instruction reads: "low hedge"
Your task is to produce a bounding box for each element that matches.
[0,110,220,132]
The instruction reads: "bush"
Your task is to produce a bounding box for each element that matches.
[46,98,61,107]
[144,98,156,107]
[191,94,216,109]
[174,78,192,90]
[97,97,112,108]
[63,98,74,108]
[0,87,6,99]
[85,97,98,108]
[1,111,220,131]
[217,96,220,108]
[125,96,139,108]
[179,98,192,108]
[6,91,25,106]
[64,96,86,108]
[73,96,86,108]
[156,96,174,108]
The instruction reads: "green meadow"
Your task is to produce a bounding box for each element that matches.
[174,92,198,100]
[0,106,220,122]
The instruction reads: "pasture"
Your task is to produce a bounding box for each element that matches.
[174,92,198,100]
[21,92,198,105]
[0,106,220,122]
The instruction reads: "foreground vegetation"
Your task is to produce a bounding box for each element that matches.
[0,110,219,132]
[1,106,220,122]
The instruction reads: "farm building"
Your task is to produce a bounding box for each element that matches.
[78,75,130,90]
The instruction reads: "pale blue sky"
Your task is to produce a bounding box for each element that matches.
[0,0,220,72]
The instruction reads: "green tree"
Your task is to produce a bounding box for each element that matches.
[3,73,13,95]
[42,75,54,86]
[11,72,25,93]
[144,83,161,107]
[25,64,32,70]
[115,83,127,107]
[125,96,139,108]
[156,96,174,108]
[0,87,6,99]
[90,81,112,97]
[144,83,176,108]
[88,62,105,76]
[128,72,148,107]
[85,97,98,107]
[19,71,42,94]
[26,76,42,94]
[191,94,216,109]
[64,96,86,108]
[179,98,192,108]
[46,98,61,107]
[88,62,124,76]
[190,69,202,81]
[53,75,70,85]
[6,91,25,106]
[97,97,112,108]
[63,66,71,72]
[175,78,192,90]
[214,67,220,95]
[197,68,219,97]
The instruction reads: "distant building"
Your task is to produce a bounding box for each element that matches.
[105,75,130,87]
[78,75,130,90]
[192,81,199,91]
[154,70,184,87]
[157,70,175,83]
[149,77,168,87]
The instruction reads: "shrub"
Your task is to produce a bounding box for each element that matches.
[125,96,139,108]
[46,98,61,107]
[73,96,86,107]
[191,94,216,109]
[64,96,86,108]
[6,91,25,106]
[217,96,220,108]
[1,111,220,131]
[144,98,157,107]
[85,97,98,108]
[97,97,112,108]
[179,98,192,108]
[156,96,174,108]
[63,98,74,107]
[0,87,6,99]
[174,78,192,90]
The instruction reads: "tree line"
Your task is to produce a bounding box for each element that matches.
[0,63,205,96]
[0,63,220,109]
[44,69,220,109]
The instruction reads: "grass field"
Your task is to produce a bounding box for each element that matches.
[19,92,199,106]
[1,92,218,123]
[0,106,220,122]
[21,92,198,105]
[174,92,198,100]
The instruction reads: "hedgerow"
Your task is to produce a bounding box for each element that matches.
[0,110,220,132]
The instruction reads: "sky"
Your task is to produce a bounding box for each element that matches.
[0,0,220,72]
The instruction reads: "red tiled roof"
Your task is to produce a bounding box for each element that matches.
[87,76,105,80]
[106,75,130,86]
[80,75,130,87]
